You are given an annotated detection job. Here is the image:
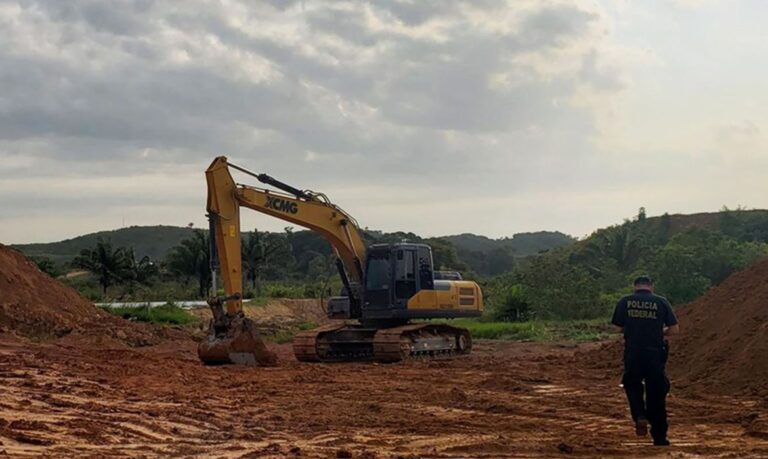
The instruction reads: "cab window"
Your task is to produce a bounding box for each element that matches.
[395,249,417,299]
[365,251,390,291]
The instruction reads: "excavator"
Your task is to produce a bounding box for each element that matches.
[198,156,483,365]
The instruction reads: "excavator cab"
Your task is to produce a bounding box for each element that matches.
[326,243,435,320]
[363,243,433,311]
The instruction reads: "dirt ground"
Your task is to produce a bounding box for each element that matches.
[1,334,767,459]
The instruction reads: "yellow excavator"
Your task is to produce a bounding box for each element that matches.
[198,156,483,365]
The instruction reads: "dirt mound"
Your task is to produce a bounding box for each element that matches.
[0,244,189,346]
[190,298,328,333]
[584,258,768,397]
[669,258,768,396]
[0,244,106,338]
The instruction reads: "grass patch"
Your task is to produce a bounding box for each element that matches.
[102,303,198,325]
[442,318,611,342]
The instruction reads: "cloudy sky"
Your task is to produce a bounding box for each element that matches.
[1,0,766,244]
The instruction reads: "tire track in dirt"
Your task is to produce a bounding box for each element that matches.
[1,337,767,458]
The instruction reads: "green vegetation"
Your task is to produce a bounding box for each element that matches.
[72,240,157,296]
[101,303,198,325]
[165,230,211,298]
[15,209,768,324]
[444,319,610,341]
[483,208,768,321]
[443,231,575,276]
[271,330,296,344]
[14,225,575,290]
[265,321,318,344]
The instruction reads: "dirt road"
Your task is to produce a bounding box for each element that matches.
[1,335,766,458]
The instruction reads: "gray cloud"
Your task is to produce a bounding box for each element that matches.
[0,0,634,242]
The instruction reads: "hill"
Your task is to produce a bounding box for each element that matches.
[14,225,197,264]
[444,231,575,257]
[13,208,768,285]
[485,208,768,321]
[443,232,575,276]
[13,226,576,274]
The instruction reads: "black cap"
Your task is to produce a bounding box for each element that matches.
[633,275,653,285]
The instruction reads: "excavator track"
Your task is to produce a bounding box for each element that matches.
[293,322,472,363]
[373,323,472,362]
[293,322,347,362]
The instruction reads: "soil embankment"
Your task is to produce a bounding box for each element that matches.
[0,244,187,347]
[0,244,105,338]
[670,258,768,397]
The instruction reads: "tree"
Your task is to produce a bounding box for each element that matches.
[486,276,530,321]
[424,237,467,272]
[483,247,516,276]
[657,212,672,244]
[72,239,133,297]
[648,244,711,304]
[242,229,293,294]
[581,225,646,272]
[645,228,768,303]
[124,248,159,292]
[166,230,211,298]
[518,249,608,320]
[30,256,60,278]
[305,254,338,302]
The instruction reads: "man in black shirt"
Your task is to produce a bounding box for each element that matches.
[612,276,679,446]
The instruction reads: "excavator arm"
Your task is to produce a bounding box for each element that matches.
[205,156,367,316]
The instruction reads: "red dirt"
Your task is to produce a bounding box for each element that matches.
[670,258,768,397]
[0,244,188,347]
[1,245,767,457]
[0,244,104,338]
[1,337,767,458]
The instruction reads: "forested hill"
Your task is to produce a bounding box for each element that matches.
[486,208,768,322]
[12,225,574,275]
[14,208,768,288]
[14,226,197,264]
[442,232,575,277]
[444,232,575,257]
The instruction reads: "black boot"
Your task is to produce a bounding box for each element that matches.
[635,417,648,437]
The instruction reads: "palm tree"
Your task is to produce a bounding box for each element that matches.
[581,225,646,271]
[166,230,211,298]
[242,229,292,295]
[124,248,159,292]
[72,239,132,297]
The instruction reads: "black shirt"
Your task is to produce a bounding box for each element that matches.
[611,289,678,350]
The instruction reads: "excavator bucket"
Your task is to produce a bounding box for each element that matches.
[197,298,278,366]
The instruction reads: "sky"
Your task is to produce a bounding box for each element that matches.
[1,0,766,244]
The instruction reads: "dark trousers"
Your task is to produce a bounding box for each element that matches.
[623,346,670,441]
